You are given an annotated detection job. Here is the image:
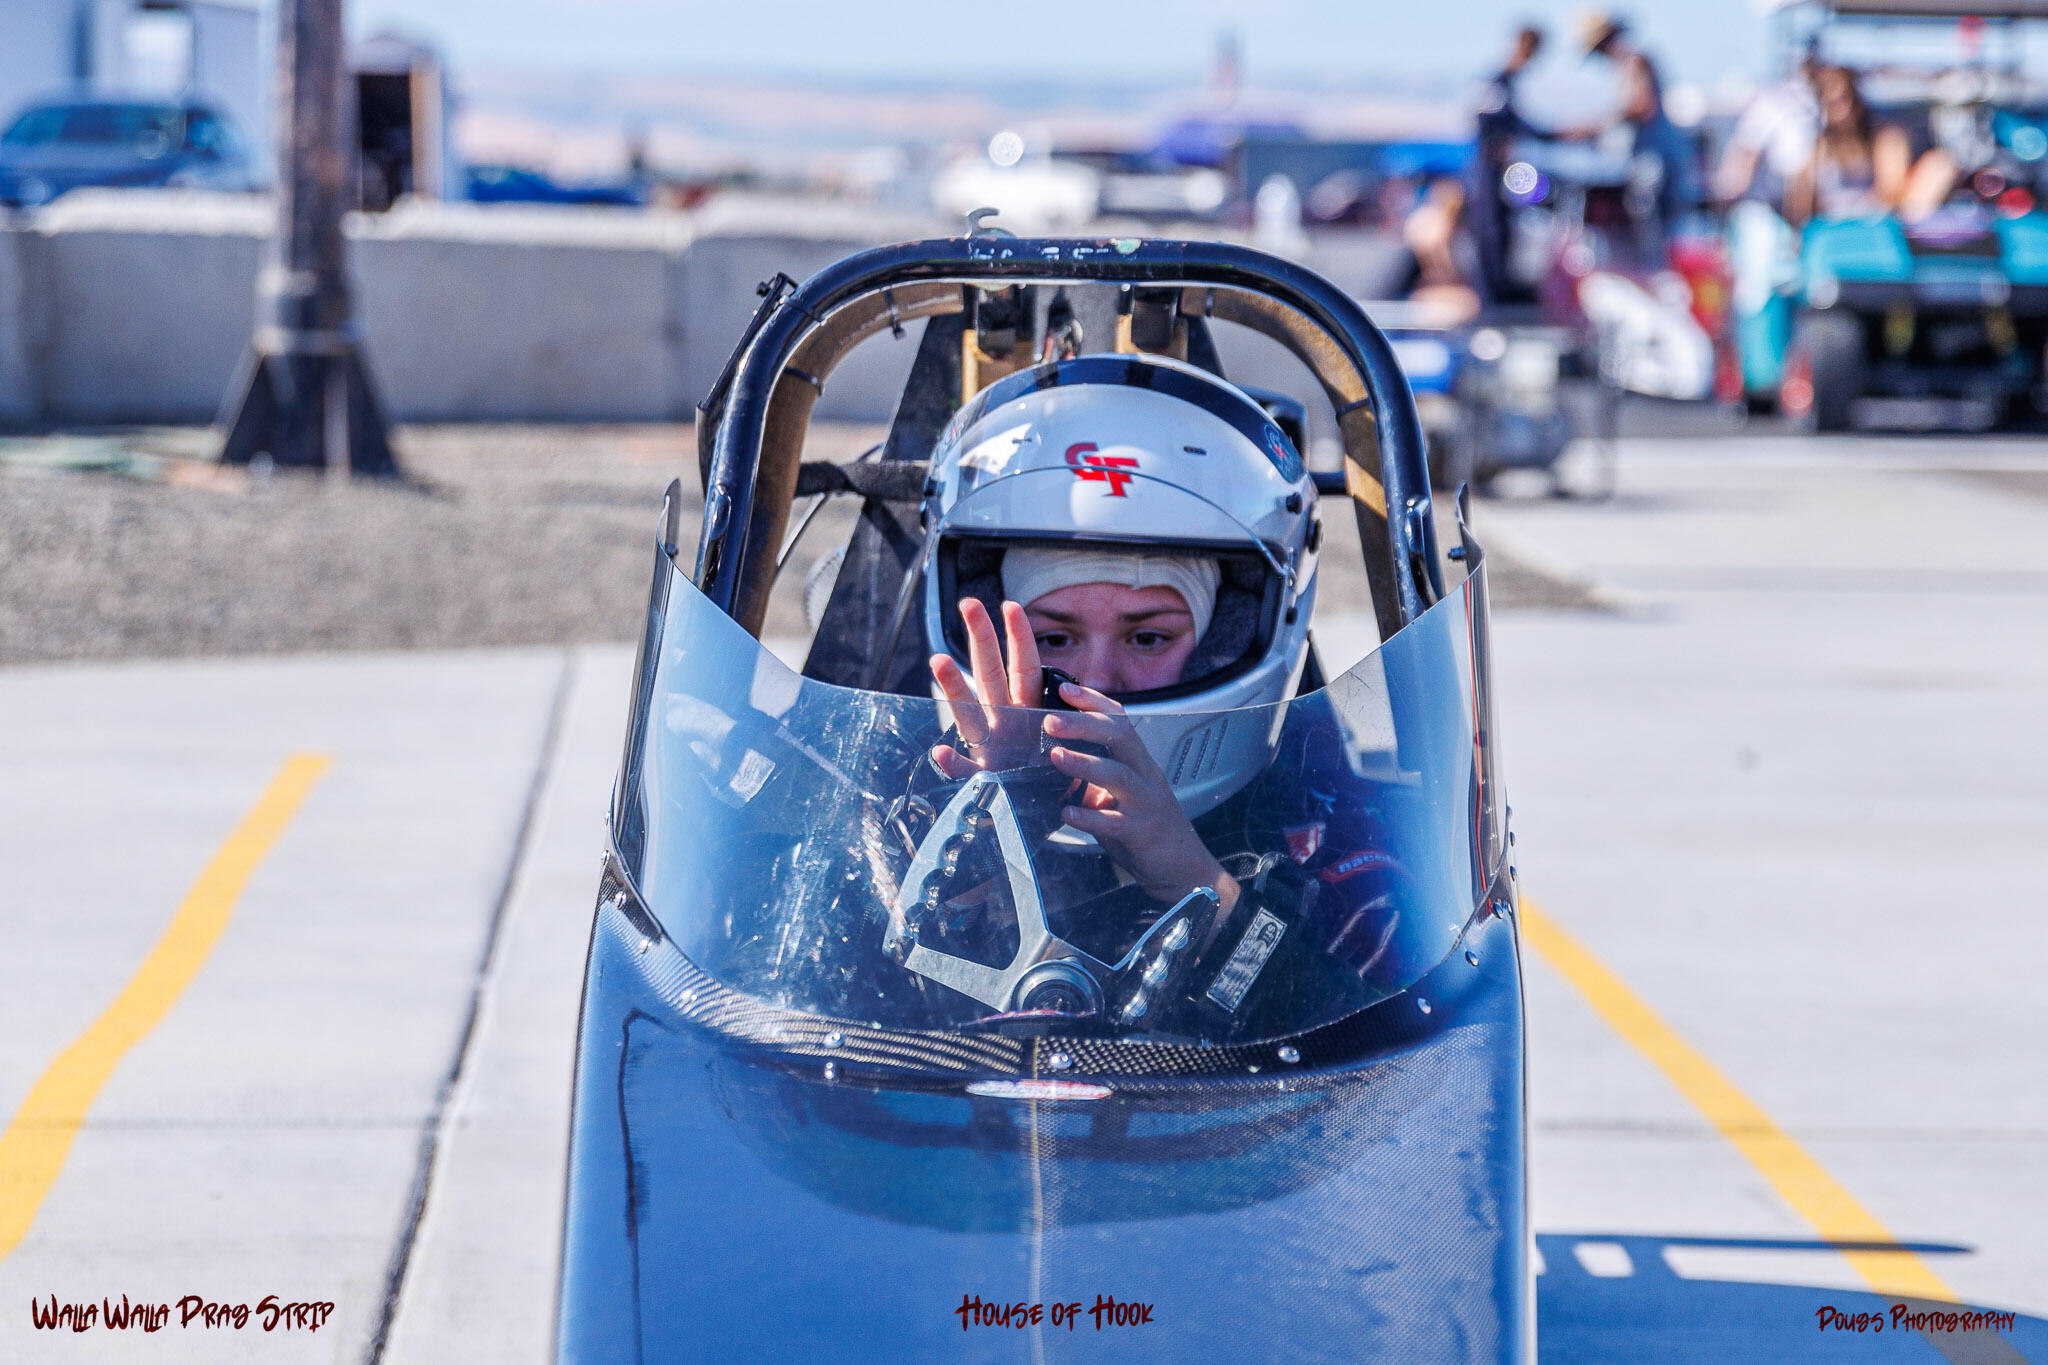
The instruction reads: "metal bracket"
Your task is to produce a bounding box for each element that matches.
[966,207,1013,239]
[1403,498,1441,608]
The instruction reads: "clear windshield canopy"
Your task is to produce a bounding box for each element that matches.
[612,556,1503,1049]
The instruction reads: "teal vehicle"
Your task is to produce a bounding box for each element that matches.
[1735,0,2048,429]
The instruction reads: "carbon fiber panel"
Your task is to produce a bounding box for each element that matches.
[556,897,1530,1363]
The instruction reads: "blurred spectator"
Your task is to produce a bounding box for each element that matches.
[1786,64,1956,223]
[1468,24,1550,304]
[1716,49,1820,206]
[361,124,412,211]
[1563,11,1698,248]
[1399,178,1484,323]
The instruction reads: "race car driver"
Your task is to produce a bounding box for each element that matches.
[926,552,1241,916]
[906,351,1420,1037]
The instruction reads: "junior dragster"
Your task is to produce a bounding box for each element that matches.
[556,234,1530,1362]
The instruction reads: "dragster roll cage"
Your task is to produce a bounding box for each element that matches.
[691,236,1446,646]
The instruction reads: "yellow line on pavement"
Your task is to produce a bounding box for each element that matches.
[0,753,331,1262]
[1518,898,1956,1303]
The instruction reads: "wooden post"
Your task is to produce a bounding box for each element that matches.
[217,0,396,476]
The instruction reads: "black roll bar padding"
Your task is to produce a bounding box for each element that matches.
[794,460,931,503]
[697,237,1442,637]
[697,272,798,490]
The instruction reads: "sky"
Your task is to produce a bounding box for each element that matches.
[347,0,1788,92]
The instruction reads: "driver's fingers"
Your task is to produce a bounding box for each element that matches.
[959,599,1010,722]
[1043,693,1154,771]
[1047,746,1140,803]
[928,743,979,779]
[1059,680,1126,717]
[1060,803,1126,837]
[1000,600,1042,708]
[1041,709,1120,746]
[929,653,988,742]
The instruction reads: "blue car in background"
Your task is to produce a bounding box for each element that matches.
[0,97,255,207]
[464,164,648,208]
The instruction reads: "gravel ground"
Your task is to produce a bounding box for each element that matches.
[0,423,1599,667]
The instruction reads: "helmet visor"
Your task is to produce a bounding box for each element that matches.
[931,463,1301,701]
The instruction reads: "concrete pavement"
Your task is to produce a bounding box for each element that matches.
[380,648,631,1364]
[2,430,2044,1361]
[0,647,569,1362]
[1491,436,2048,1358]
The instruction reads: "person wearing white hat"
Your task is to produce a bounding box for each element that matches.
[1562,10,1698,250]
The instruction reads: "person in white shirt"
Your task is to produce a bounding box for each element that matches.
[1717,52,1821,208]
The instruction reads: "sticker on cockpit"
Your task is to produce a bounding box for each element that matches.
[1206,909,1286,1014]
[726,748,775,804]
[1283,822,1324,863]
[1317,849,1398,884]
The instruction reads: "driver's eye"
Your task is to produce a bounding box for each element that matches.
[1129,630,1170,649]
[1035,631,1074,652]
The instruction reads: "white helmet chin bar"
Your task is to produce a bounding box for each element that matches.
[884,768,1217,1025]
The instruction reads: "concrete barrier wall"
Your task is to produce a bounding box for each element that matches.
[353,210,695,422]
[0,192,1342,437]
[26,195,266,424]
[0,226,32,423]
[0,191,947,427]
[676,228,925,425]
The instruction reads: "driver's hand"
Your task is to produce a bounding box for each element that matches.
[929,597,1043,776]
[1042,683,1240,915]
[928,599,1239,915]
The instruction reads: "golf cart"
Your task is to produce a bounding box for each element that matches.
[1740,0,2048,429]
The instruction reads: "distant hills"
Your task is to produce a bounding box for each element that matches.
[449,66,1477,181]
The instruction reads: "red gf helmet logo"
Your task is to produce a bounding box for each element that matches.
[1065,442,1138,497]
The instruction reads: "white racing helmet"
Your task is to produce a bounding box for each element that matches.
[922,353,1320,818]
